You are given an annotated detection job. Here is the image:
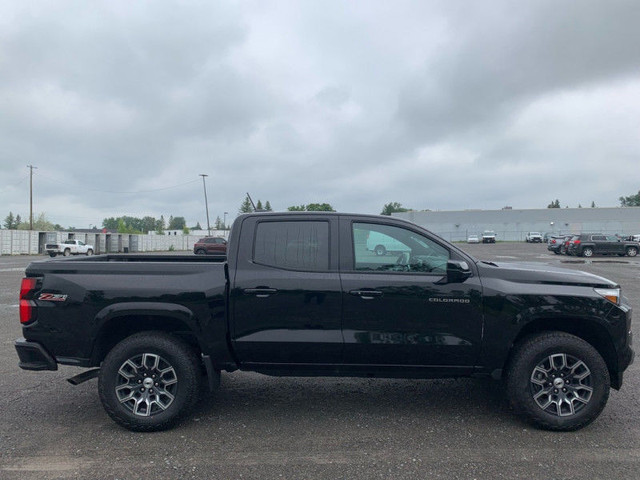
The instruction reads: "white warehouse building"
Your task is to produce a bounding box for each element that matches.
[393,207,640,242]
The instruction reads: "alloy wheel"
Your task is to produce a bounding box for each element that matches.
[529,353,593,417]
[115,353,178,417]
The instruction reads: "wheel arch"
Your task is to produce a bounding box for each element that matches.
[503,317,620,389]
[91,303,202,366]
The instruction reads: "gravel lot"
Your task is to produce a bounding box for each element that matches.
[1,244,638,479]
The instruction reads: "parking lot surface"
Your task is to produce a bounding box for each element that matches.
[1,244,639,479]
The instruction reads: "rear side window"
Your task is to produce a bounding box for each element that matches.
[254,221,329,271]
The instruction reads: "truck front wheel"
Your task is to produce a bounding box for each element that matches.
[506,332,610,431]
[98,331,201,432]
[63,248,71,257]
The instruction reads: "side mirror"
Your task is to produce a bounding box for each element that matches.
[446,260,472,283]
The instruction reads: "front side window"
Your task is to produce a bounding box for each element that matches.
[353,223,449,274]
[254,221,329,271]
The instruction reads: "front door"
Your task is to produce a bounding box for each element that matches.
[339,219,483,372]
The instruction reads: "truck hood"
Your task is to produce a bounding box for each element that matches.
[476,261,618,289]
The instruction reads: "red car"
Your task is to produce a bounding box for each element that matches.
[193,236,227,255]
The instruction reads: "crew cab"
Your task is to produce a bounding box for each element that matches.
[16,212,634,432]
[45,239,94,257]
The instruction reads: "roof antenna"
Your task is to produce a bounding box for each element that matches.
[246,192,257,211]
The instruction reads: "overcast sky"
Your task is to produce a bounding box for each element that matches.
[1,1,639,229]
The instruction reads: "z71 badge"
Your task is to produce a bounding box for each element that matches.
[38,293,68,302]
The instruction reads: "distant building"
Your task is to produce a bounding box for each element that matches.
[149,229,228,237]
[393,207,640,242]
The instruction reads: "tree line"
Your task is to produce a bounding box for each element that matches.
[6,190,639,233]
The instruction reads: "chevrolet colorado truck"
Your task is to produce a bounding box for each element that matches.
[15,212,634,432]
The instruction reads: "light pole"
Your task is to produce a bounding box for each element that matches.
[27,164,37,230]
[199,174,211,236]
[223,212,228,237]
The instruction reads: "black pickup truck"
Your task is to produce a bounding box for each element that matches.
[16,212,634,432]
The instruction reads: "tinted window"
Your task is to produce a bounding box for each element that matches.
[353,223,449,274]
[254,221,329,271]
[591,235,606,241]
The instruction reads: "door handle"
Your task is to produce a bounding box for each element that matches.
[243,288,278,298]
[349,289,383,300]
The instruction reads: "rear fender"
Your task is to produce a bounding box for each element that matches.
[91,302,201,364]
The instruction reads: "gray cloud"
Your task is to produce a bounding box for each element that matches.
[1,0,639,228]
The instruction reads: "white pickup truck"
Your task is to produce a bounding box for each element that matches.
[45,239,94,257]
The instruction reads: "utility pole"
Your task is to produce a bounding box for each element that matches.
[27,165,37,230]
[223,211,228,237]
[199,174,211,236]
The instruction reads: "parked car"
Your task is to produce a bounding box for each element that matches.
[482,230,496,243]
[45,239,94,257]
[467,234,480,244]
[525,232,543,243]
[193,236,227,255]
[547,235,570,254]
[567,233,639,257]
[15,211,635,432]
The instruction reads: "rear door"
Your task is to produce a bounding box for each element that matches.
[338,217,483,373]
[230,215,342,368]
[590,235,607,254]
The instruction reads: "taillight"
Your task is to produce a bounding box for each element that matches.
[19,277,38,324]
[574,239,581,245]
[551,239,556,244]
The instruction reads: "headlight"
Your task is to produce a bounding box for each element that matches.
[594,287,621,306]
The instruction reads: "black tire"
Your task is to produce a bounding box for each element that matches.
[554,250,560,255]
[98,331,201,432]
[86,249,93,256]
[626,246,638,257]
[63,248,71,257]
[506,332,610,431]
[48,252,56,257]
[581,247,593,258]
[195,249,206,255]
[374,245,386,256]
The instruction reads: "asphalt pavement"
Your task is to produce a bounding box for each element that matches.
[0,244,638,479]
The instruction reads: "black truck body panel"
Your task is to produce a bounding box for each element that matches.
[16,213,634,391]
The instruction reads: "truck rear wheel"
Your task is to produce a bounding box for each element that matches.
[98,331,201,432]
[506,332,609,431]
